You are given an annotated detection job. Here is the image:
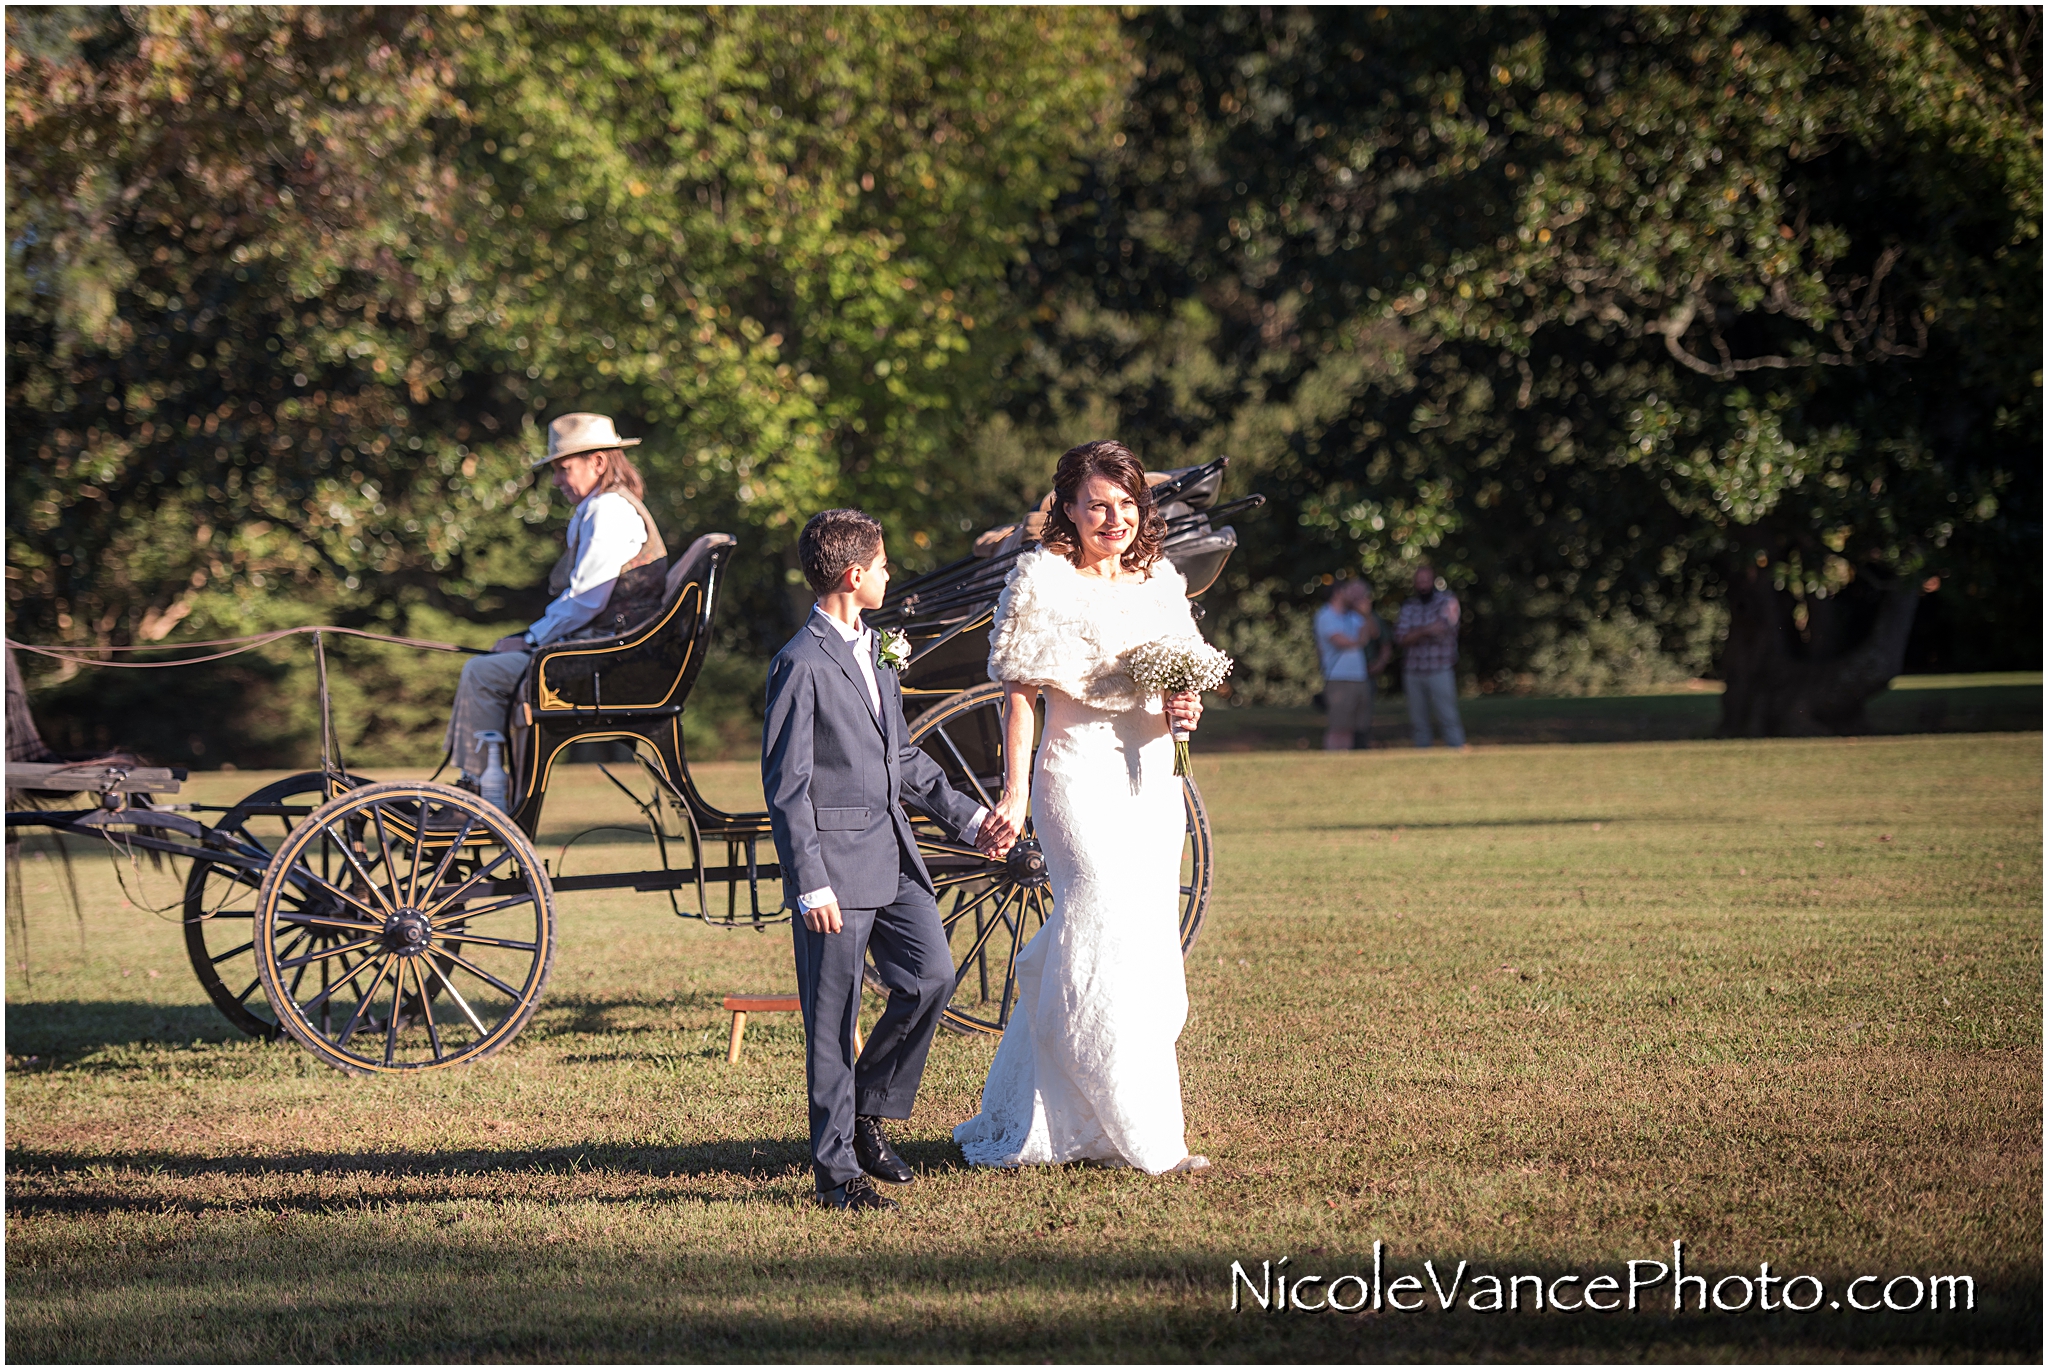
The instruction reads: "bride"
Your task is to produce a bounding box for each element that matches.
[952,439,1210,1175]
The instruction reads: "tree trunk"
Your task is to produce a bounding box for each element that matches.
[1718,561,1921,737]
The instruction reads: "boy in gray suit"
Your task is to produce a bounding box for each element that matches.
[762,509,1016,1211]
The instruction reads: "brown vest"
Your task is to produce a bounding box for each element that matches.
[549,489,670,639]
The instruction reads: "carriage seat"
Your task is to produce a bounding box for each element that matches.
[523,532,737,721]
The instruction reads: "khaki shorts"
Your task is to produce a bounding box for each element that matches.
[1324,678,1373,732]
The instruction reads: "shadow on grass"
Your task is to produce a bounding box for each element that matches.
[5,999,251,1059]
[1,1230,2035,1361]
[6,1134,974,1211]
[1280,816,1621,834]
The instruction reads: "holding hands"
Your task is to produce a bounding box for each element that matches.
[975,806,1019,860]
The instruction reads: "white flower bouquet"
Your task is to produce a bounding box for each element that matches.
[1123,635,1235,775]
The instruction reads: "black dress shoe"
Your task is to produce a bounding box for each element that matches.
[815,1174,899,1212]
[854,1115,916,1185]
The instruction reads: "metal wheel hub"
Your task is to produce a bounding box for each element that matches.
[382,908,432,957]
[1004,836,1049,889]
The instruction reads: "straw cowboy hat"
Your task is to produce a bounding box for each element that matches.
[531,412,642,468]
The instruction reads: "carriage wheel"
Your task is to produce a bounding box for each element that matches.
[895,682,1213,1036]
[183,771,368,1039]
[253,781,555,1073]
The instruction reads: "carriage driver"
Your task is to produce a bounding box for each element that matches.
[445,412,670,798]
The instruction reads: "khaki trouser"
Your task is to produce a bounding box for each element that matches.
[446,649,531,777]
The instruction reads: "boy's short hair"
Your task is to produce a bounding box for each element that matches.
[798,508,885,595]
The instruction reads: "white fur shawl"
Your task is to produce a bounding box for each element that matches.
[985,547,1195,712]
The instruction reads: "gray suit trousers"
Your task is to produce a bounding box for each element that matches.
[792,865,954,1191]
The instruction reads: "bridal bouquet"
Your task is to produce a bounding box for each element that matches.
[1123,635,1235,775]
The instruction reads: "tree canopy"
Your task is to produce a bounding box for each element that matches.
[7,6,2039,762]
[993,7,2039,723]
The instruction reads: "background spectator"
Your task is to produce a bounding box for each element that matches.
[1313,578,1391,751]
[1395,564,1467,750]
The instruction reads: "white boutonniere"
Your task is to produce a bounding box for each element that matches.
[876,628,912,673]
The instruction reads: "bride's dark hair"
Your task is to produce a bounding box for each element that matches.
[1038,440,1167,573]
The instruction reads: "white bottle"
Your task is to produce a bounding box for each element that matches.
[474,730,509,812]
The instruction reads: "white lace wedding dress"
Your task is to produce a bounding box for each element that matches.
[952,547,1198,1174]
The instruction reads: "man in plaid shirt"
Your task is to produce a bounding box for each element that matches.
[1394,563,1467,749]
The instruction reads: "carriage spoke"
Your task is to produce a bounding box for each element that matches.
[995,894,1026,1029]
[939,879,1007,934]
[301,948,382,1016]
[436,947,525,1000]
[208,939,257,967]
[283,867,385,921]
[276,937,377,971]
[417,810,481,909]
[402,807,430,907]
[929,724,997,809]
[422,849,517,917]
[234,975,264,1006]
[428,892,534,926]
[194,905,257,922]
[382,963,404,1067]
[368,803,404,898]
[335,956,396,1048]
[318,823,399,918]
[949,888,1018,991]
[272,928,311,974]
[275,908,381,933]
[427,962,491,1037]
[917,836,986,861]
[202,867,267,897]
[414,960,447,1061]
[434,932,536,953]
[286,938,318,1001]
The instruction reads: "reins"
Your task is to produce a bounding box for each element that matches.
[7,625,489,669]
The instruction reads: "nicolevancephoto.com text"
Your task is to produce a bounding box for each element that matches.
[1232,1243,1976,1316]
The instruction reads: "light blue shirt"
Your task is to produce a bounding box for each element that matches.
[1314,604,1369,682]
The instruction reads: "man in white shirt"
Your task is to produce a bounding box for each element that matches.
[1314,577,1391,751]
[445,412,668,793]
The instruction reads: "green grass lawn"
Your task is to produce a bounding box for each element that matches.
[6,733,2040,1361]
[1201,673,2043,752]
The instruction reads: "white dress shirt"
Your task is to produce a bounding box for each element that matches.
[818,606,883,717]
[799,607,985,912]
[524,491,650,647]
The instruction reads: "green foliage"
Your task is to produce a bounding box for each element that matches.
[6,8,2038,764]
[1200,570,1319,707]
[985,6,2040,690]
[6,6,1120,761]
[446,6,1123,627]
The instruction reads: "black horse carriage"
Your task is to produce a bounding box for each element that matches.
[5,458,1259,1074]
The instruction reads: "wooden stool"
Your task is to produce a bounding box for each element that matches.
[723,994,862,1064]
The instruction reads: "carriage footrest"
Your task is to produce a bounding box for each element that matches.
[721,993,861,1064]
[7,762,185,795]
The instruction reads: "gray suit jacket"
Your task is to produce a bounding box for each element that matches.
[762,613,984,911]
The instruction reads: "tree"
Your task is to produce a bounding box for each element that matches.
[6,6,1123,763]
[6,6,558,762]
[986,6,2040,729]
[444,6,1123,638]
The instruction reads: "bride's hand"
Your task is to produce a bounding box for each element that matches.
[983,794,1029,857]
[1165,690,1203,733]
